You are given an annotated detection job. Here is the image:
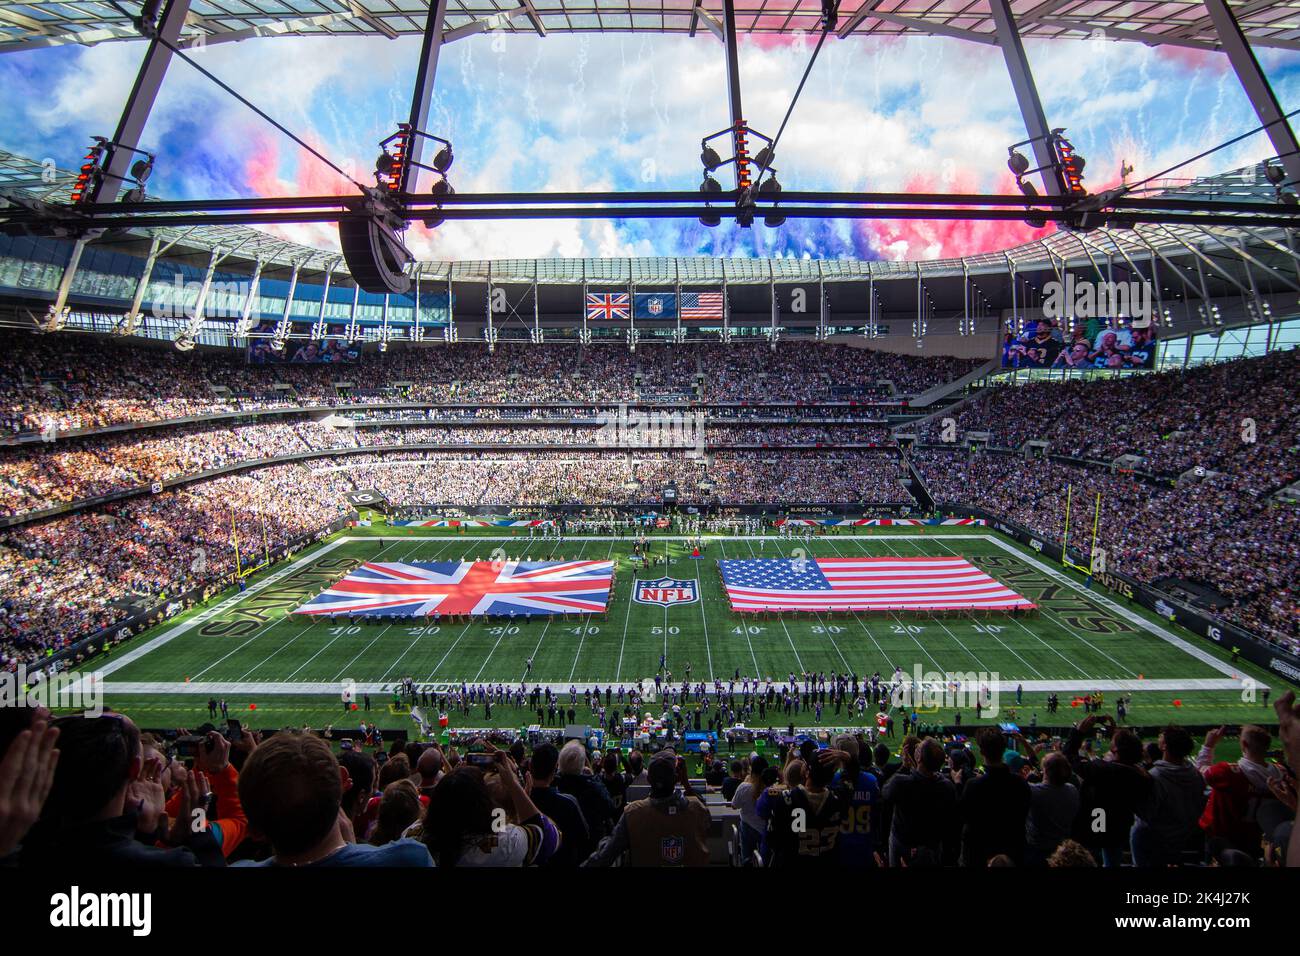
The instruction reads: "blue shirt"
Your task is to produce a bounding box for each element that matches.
[832,769,881,866]
[237,838,433,867]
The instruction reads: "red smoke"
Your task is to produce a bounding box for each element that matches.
[858,169,1051,260]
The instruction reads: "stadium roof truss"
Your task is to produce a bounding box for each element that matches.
[5,0,1300,53]
[4,1,1300,344]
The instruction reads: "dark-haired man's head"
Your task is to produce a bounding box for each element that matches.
[873,743,892,768]
[647,751,679,798]
[1159,725,1193,762]
[916,738,945,773]
[626,750,644,776]
[1042,752,1072,786]
[1110,729,1143,765]
[39,713,140,830]
[530,743,559,784]
[800,741,836,790]
[338,749,376,818]
[977,727,1005,765]
[239,733,344,859]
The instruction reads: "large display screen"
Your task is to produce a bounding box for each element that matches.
[1001,317,1157,370]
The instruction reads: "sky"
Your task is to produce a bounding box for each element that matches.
[2,28,1299,263]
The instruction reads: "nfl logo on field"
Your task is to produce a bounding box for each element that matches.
[660,836,684,864]
[634,577,699,606]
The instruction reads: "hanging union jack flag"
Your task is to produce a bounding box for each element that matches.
[585,292,631,321]
[293,560,615,618]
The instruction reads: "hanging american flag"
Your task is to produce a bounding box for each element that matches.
[680,291,725,320]
[585,292,631,321]
[293,560,615,617]
[718,557,1036,612]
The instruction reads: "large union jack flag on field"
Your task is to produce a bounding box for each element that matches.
[293,560,615,618]
[718,557,1035,612]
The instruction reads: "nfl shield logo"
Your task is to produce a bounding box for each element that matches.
[634,577,700,606]
[648,296,663,316]
[660,836,685,864]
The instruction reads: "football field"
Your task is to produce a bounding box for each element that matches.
[79,528,1276,730]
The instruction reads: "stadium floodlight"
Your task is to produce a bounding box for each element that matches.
[431,143,454,174]
[130,157,154,185]
[753,144,775,172]
[1016,180,1048,228]
[1007,149,1030,177]
[423,178,455,229]
[1265,163,1286,186]
[760,176,785,228]
[699,172,722,228]
[174,333,195,352]
[700,144,723,171]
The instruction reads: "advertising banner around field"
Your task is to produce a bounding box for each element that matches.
[391,519,554,528]
[775,518,987,527]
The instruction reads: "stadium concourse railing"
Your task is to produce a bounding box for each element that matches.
[0,400,906,447]
[0,441,909,530]
[934,503,1300,690]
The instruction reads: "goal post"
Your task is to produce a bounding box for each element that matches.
[1061,484,1102,576]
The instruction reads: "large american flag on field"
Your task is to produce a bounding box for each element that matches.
[717,557,1036,612]
[293,560,614,618]
[585,292,630,321]
[680,291,725,319]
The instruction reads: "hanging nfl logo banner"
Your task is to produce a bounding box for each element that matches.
[633,292,678,320]
[634,577,700,606]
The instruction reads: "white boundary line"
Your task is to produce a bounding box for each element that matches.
[82,533,1263,695]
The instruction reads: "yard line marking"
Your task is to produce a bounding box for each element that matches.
[329,538,458,683]
[743,536,807,673]
[196,537,410,683]
[867,535,1044,678]
[882,537,997,674]
[769,535,851,674]
[823,536,897,672]
[929,537,1131,679]
[717,539,759,675]
[424,621,475,681]
[558,538,599,685]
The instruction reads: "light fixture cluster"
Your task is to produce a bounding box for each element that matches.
[1263,163,1297,205]
[70,137,155,205]
[1007,128,1088,228]
[698,123,784,228]
[375,124,455,226]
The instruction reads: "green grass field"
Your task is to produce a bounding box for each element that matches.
[71,526,1283,734]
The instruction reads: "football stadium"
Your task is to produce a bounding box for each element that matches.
[0,0,1298,901]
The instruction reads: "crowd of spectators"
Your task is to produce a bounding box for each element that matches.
[918,347,1299,494]
[318,451,908,508]
[2,333,979,436]
[911,448,1300,646]
[0,463,354,670]
[1,418,894,519]
[4,698,1298,869]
